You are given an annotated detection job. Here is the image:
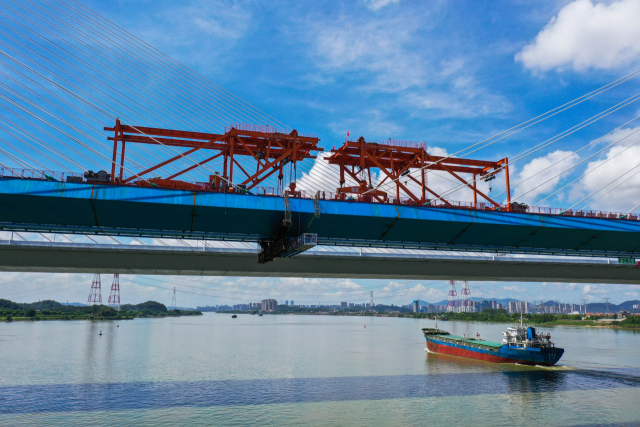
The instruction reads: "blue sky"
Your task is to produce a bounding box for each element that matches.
[2,0,640,306]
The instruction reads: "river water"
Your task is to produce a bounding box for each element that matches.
[1,314,639,426]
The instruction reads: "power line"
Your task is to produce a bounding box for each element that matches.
[369,68,640,197]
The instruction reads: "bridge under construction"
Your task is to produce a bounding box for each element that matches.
[2,0,640,281]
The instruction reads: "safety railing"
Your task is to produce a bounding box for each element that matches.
[0,167,82,182]
[225,123,316,138]
[347,139,426,150]
[291,233,318,250]
[380,138,427,149]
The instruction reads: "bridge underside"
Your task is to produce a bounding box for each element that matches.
[1,242,640,284]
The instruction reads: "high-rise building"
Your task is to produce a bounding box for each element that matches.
[508,301,531,314]
[261,299,278,312]
[285,300,289,306]
[413,300,419,313]
[291,300,294,306]
[341,302,348,308]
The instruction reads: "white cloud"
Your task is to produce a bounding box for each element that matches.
[310,14,425,92]
[504,285,525,292]
[302,10,511,119]
[405,75,513,118]
[583,284,608,295]
[574,127,640,211]
[512,150,580,204]
[365,0,400,11]
[329,110,404,138]
[517,0,640,71]
[131,0,252,68]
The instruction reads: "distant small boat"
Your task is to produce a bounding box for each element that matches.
[258,313,263,317]
[99,330,102,336]
[232,315,237,318]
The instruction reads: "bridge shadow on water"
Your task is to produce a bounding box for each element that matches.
[0,361,638,414]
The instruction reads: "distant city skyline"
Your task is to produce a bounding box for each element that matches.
[1,271,636,310]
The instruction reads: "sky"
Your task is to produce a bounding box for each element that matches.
[3,0,640,306]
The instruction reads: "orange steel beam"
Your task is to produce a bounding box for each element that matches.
[105,122,322,191]
[246,163,281,191]
[232,157,251,182]
[439,164,500,208]
[119,141,126,182]
[327,137,506,206]
[364,151,421,202]
[110,118,120,182]
[406,174,451,206]
[166,152,223,180]
[327,156,489,175]
[107,135,319,160]
[240,150,292,187]
[122,137,223,183]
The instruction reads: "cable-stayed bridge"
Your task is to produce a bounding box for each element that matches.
[2,1,640,282]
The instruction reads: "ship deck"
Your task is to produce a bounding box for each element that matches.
[432,334,503,350]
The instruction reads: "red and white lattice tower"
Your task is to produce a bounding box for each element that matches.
[171,287,177,309]
[460,280,472,312]
[87,273,102,305]
[446,280,458,312]
[108,274,121,310]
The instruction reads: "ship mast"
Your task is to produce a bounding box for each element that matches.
[520,312,523,328]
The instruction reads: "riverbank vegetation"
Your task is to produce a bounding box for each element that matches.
[261,307,640,330]
[418,310,640,329]
[0,299,202,322]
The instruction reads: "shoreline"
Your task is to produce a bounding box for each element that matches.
[1,312,202,322]
[218,310,640,330]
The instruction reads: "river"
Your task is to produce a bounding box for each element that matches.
[1,313,639,426]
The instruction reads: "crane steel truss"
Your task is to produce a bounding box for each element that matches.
[326,136,511,209]
[104,119,322,192]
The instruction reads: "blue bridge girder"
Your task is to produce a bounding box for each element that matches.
[1,177,640,258]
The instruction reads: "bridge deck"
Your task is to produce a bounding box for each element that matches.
[1,178,640,257]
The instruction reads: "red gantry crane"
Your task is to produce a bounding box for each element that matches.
[104,119,322,192]
[325,136,511,210]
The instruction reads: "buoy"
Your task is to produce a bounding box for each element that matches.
[117,324,119,327]
[364,325,366,328]
[99,330,102,336]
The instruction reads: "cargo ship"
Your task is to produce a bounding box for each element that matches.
[422,317,564,366]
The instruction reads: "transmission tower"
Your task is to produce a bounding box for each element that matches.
[604,297,611,315]
[87,274,102,305]
[446,280,458,312]
[369,291,374,308]
[171,287,177,309]
[460,281,472,312]
[108,274,121,310]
